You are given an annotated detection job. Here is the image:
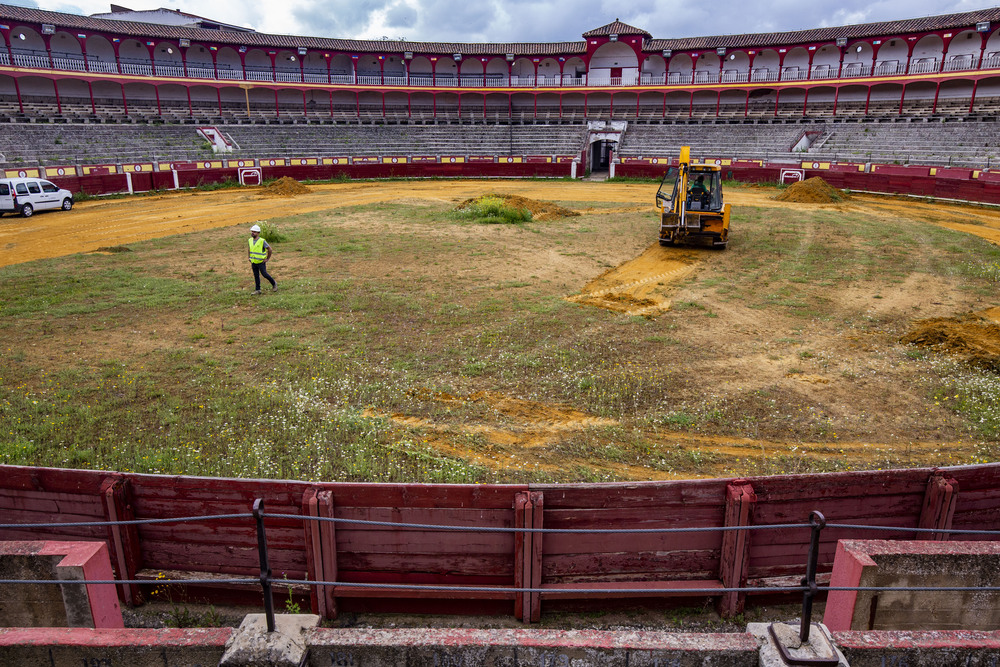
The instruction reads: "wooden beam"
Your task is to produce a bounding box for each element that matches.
[541,580,724,599]
[918,473,959,541]
[303,488,338,619]
[717,481,756,617]
[513,492,529,621]
[529,491,543,622]
[100,476,142,606]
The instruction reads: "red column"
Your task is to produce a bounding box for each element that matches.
[832,87,839,117]
[274,89,280,117]
[898,85,905,115]
[43,35,54,68]
[715,90,721,117]
[53,79,62,114]
[121,82,128,116]
[304,90,308,117]
[773,89,780,116]
[802,89,809,117]
[864,87,872,115]
[217,88,222,116]
[155,86,161,115]
[969,80,979,113]
[88,81,96,115]
[932,83,941,114]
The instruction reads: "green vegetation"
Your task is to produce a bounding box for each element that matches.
[455,195,532,224]
[1,186,999,483]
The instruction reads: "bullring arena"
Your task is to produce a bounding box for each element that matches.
[3,4,1000,665]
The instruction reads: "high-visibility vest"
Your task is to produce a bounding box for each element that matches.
[249,237,267,263]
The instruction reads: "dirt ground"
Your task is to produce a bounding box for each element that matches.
[2,179,999,479]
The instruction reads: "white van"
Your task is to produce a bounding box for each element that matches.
[0,177,74,218]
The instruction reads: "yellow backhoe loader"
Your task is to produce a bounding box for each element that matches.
[655,146,730,249]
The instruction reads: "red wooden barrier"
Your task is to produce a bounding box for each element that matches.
[2,464,1000,622]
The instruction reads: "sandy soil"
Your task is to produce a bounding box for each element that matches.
[4,180,998,268]
[3,179,999,480]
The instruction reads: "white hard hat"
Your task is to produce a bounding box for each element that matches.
[250,224,261,232]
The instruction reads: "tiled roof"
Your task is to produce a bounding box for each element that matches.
[1,3,999,56]
[583,20,652,38]
[644,7,1000,52]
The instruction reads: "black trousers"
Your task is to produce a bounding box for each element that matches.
[251,261,275,290]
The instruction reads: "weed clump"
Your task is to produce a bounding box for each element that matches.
[457,195,532,224]
[257,220,287,243]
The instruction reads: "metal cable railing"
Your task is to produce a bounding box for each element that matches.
[3,502,1000,639]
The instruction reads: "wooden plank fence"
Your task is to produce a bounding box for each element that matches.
[1,463,998,621]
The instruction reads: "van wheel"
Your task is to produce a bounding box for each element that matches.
[20,203,33,218]
[62,198,73,211]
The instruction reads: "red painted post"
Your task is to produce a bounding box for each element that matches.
[717,482,756,617]
[528,491,544,623]
[513,492,528,620]
[100,477,142,606]
[918,474,958,541]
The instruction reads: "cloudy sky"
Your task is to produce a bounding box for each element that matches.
[8,0,997,43]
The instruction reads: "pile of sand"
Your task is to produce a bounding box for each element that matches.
[455,194,579,221]
[262,177,310,197]
[773,177,845,204]
[901,310,1000,371]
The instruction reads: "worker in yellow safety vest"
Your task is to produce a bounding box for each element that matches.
[248,224,277,294]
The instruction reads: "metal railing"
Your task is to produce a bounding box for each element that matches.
[7,48,1000,90]
[3,501,1000,639]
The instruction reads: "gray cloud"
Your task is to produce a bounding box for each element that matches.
[384,3,417,31]
[292,0,398,39]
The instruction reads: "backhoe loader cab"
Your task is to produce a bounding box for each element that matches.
[656,147,730,249]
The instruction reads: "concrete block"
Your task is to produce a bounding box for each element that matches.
[824,540,1000,632]
[0,627,232,666]
[834,629,1000,666]
[306,628,759,666]
[748,622,848,667]
[221,613,321,667]
[0,540,122,629]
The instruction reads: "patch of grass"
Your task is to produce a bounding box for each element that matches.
[3,189,1000,483]
[456,195,532,225]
